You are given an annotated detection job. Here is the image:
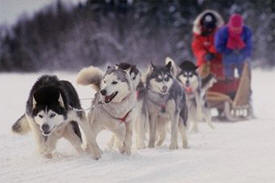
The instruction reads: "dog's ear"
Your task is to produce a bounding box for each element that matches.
[32,97,37,109]
[165,57,179,76]
[147,62,155,74]
[58,94,65,108]
[142,63,154,84]
[166,61,172,70]
[195,65,200,74]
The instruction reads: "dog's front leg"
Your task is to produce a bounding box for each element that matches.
[135,114,147,149]
[63,123,84,153]
[26,117,53,158]
[77,113,102,160]
[169,112,179,150]
[178,119,188,148]
[121,121,133,155]
[205,108,215,129]
[195,94,203,121]
[148,114,157,148]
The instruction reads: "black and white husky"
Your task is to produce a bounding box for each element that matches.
[169,58,216,132]
[11,75,96,159]
[76,64,138,159]
[142,61,188,149]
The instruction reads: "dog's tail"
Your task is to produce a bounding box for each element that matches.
[76,66,103,92]
[12,114,30,135]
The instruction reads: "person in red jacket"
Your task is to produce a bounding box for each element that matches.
[192,10,224,79]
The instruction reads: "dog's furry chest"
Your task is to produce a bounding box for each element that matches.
[90,92,137,127]
[146,95,175,119]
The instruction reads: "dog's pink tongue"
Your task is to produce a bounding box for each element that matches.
[185,87,192,93]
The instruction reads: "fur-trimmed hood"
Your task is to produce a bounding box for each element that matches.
[193,9,224,35]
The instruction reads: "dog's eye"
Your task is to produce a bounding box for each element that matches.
[103,80,106,83]
[112,81,118,85]
[38,114,43,118]
[49,113,56,118]
[164,77,169,82]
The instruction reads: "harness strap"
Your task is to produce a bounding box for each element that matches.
[148,97,167,113]
[117,110,132,123]
[101,105,133,124]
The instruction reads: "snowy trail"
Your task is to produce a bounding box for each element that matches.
[0,69,275,183]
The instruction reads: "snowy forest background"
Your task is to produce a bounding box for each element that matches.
[0,0,274,72]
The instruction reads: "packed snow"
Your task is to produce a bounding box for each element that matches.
[0,69,275,183]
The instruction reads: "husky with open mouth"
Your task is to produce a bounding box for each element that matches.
[142,60,188,149]
[11,75,97,159]
[76,64,138,159]
[168,58,216,132]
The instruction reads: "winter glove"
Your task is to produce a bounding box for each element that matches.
[204,53,215,61]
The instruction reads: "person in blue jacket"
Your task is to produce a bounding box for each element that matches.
[215,13,252,79]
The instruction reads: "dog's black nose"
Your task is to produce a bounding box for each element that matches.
[162,86,168,92]
[186,80,190,87]
[100,89,107,96]
[41,124,49,132]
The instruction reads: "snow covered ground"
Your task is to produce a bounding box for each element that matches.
[0,69,275,183]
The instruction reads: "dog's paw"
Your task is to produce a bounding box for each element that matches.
[148,142,155,148]
[169,143,178,150]
[92,150,102,160]
[86,145,102,160]
[119,145,131,155]
[44,153,53,159]
[189,126,199,133]
[136,142,146,149]
[182,140,188,149]
[208,123,215,129]
[156,140,164,147]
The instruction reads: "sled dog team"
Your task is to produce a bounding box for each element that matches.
[12,57,216,159]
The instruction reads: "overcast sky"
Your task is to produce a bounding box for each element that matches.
[0,0,87,25]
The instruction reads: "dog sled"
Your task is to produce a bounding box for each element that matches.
[203,62,253,121]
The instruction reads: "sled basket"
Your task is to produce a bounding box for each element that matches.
[206,62,252,121]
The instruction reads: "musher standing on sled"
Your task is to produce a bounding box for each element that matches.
[192,10,224,79]
[214,13,254,118]
[214,13,252,79]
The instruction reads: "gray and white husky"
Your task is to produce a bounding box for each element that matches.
[76,64,138,159]
[114,63,148,149]
[170,58,216,132]
[142,61,188,149]
[11,75,97,159]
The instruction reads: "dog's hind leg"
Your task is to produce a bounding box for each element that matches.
[178,119,188,148]
[12,114,30,135]
[107,135,115,150]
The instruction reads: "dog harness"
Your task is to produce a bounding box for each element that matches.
[147,91,168,113]
[116,110,132,123]
[101,106,133,123]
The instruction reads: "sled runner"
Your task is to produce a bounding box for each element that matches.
[205,62,253,121]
